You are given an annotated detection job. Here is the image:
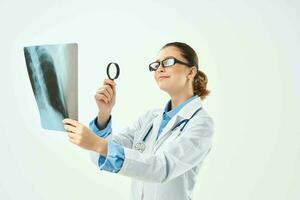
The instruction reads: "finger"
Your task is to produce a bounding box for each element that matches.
[63,118,80,127]
[104,78,116,86]
[103,79,116,87]
[104,80,116,96]
[96,87,109,99]
[69,137,78,145]
[95,93,109,103]
[99,87,113,102]
[101,79,116,98]
[103,85,113,99]
[112,82,116,96]
[68,132,77,139]
[95,93,109,104]
[64,124,77,133]
[98,87,111,100]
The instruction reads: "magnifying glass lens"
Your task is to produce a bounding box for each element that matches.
[109,64,117,77]
[107,62,120,80]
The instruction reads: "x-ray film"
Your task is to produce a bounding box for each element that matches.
[24,43,78,131]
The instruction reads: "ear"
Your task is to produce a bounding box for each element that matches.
[187,66,197,80]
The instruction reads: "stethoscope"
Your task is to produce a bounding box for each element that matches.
[134,107,203,153]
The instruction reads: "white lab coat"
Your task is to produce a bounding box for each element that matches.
[90,96,214,200]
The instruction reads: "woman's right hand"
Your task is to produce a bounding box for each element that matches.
[94,79,116,115]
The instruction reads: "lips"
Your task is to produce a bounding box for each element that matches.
[158,76,170,80]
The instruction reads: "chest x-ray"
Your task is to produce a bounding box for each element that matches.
[23,43,78,132]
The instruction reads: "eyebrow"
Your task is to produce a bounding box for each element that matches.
[155,56,173,62]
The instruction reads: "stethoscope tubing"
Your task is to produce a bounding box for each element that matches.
[141,107,202,142]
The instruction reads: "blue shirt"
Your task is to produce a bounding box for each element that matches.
[157,95,198,140]
[89,95,198,173]
[89,116,125,173]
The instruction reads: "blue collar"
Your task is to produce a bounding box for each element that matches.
[163,95,198,119]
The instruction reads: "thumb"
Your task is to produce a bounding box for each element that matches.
[112,82,117,96]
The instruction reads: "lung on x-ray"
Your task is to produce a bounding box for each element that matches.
[23,43,78,132]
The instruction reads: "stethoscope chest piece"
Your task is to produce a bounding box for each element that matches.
[134,142,146,153]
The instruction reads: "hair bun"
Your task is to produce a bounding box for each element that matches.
[194,70,210,100]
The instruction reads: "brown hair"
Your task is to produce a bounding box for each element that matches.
[161,42,210,100]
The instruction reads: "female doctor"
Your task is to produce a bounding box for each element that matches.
[63,42,214,200]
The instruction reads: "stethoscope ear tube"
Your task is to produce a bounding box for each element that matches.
[179,107,202,131]
[134,107,203,153]
[107,62,120,80]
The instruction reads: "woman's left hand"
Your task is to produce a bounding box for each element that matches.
[62,118,107,155]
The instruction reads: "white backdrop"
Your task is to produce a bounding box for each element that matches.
[0,0,299,199]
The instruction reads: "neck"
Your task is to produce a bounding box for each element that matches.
[168,80,195,109]
[169,92,195,109]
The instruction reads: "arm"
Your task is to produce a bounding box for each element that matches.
[89,109,158,148]
[89,114,112,138]
[89,114,125,173]
[89,109,159,173]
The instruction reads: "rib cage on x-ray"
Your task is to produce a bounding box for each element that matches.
[24,43,78,131]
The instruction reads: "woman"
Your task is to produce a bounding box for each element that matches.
[63,42,214,200]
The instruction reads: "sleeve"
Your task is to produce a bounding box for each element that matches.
[89,115,112,138]
[97,141,125,173]
[116,116,214,183]
[89,109,158,173]
[88,113,139,148]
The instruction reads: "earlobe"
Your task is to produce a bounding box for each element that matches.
[187,67,197,80]
[187,74,194,80]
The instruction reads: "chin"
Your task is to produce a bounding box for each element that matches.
[157,83,171,93]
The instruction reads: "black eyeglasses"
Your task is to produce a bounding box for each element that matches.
[149,57,192,72]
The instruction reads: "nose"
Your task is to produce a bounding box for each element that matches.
[155,65,166,80]
[156,64,165,72]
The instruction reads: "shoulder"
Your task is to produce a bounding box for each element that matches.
[198,106,213,121]
[189,106,215,136]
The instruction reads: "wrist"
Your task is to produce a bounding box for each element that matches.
[98,110,111,117]
[94,138,108,156]
[97,112,111,129]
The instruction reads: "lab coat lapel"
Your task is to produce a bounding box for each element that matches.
[153,97,202,152]
[154,115,179,144]
[177,96,202,119]
[148,112,163,149]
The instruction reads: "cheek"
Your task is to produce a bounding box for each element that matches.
[154,73,158,82]
[170,73,186,84]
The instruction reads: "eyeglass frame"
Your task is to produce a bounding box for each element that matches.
[148,56,193,72]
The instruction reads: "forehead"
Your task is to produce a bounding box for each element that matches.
[157,46,185,61]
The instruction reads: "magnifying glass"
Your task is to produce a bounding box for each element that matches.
[106,62,120,80]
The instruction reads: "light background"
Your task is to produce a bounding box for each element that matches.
[0,0,299,199]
